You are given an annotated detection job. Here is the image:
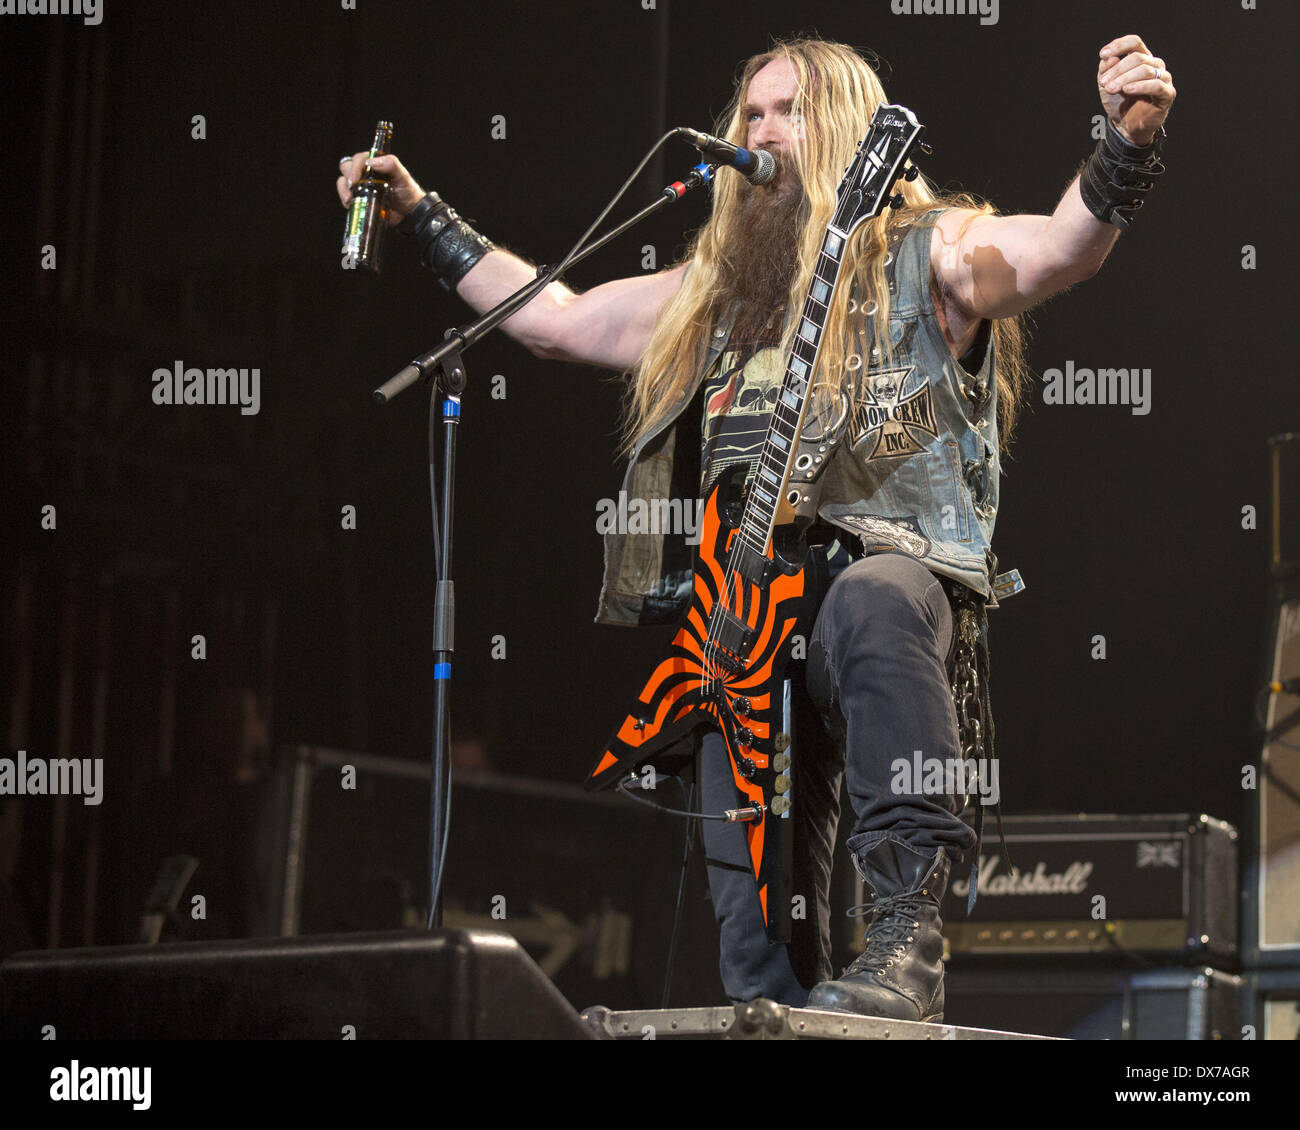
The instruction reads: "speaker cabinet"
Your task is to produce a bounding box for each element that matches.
[945,961,1243,1040]
[0,929,595,1039]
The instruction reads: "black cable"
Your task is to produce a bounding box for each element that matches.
[1100,922,1159,968]
[661,778,696,1009]
[616,772,736,820]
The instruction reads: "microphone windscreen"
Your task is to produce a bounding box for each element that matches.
[748,148,776,186]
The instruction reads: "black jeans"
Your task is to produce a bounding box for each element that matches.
[698,551,977,1005]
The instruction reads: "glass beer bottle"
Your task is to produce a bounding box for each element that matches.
[341,120,394,272]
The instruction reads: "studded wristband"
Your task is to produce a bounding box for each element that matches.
[397,191,496,291]
[1078,118,1167,230]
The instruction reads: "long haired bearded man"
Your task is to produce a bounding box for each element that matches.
[338,34,1174,1021]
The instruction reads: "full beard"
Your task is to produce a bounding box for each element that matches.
[715,151,810,346]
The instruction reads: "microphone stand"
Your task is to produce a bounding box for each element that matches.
[372,161,717,931]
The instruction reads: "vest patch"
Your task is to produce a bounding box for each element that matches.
[850,368,939,458]
[831,514,932,559]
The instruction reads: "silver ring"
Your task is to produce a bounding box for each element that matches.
[339,155,352,170]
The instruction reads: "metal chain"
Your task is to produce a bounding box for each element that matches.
[949,601,984,765]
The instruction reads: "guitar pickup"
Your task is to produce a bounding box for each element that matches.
[712,609,756,672]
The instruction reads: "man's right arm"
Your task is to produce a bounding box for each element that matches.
[338,151,687,372]
[456,251,687,372]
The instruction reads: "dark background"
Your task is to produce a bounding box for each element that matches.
[1,0,1295,989]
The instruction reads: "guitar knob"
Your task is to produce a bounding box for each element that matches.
[773,732,791,753]
[737,756,757,779]
[773,752,791,772]
[774,775,791,794]
[733,696,751,718]
[736,727,754,749]
[771,795,791,815]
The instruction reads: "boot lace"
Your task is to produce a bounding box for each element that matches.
[841,892,926,977]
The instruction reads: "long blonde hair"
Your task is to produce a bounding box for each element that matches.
[621,36,1031,455]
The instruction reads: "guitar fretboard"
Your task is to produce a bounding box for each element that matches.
[730,230,847,561]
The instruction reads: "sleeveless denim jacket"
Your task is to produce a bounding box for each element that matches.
[594,207,1022,627]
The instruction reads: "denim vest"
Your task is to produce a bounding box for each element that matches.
[594,207,1023,627]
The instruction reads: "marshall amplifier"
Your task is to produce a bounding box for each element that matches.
[848,814,1238,964]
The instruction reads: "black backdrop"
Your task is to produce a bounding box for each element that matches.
[2,0,1297,953]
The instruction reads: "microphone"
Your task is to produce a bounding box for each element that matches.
[677,127,775,185]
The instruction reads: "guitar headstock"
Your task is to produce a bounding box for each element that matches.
[829,104,928,239]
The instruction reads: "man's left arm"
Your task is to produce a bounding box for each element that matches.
[932,33,1176,320]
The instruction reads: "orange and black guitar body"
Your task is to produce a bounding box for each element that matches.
[585,465,826,943]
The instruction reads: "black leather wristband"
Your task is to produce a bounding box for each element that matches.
[397,191,448,238]
[1078,118,1167,230]
[397,191,496,291]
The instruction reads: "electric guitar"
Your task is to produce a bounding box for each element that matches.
[586,105,929,942]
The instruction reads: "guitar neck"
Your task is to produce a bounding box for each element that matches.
[734,229,849,557]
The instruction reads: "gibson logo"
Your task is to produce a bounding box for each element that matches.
[948,854,1093,898]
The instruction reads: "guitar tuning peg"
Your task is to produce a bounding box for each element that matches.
[889,192,905,210]
[904,164,920,181]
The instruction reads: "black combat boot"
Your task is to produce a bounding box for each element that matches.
[805,838,950,1022]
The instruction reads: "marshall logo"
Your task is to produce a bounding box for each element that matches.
[850,368,939,458]
[948,854,1094,898]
